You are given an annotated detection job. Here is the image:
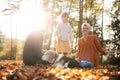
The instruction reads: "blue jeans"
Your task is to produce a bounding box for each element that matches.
[79,60,94,68]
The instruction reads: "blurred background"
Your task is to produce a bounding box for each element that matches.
[0,0,119,65]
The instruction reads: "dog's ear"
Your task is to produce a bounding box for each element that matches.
[44,50,50,55]
[54,52,57,58]
[42,50,47,54]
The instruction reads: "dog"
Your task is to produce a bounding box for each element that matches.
[42,50,81,68]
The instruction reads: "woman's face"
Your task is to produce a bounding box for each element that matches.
[82,26,90,36]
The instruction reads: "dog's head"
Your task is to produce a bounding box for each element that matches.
[42,50,58,63]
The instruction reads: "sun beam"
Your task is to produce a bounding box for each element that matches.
[0,0,49,40]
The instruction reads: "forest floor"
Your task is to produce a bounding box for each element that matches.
[0,60,120,80]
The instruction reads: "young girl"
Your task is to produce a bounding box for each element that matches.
[55,12,74,55]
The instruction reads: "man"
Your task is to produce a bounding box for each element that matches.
[23,30,48,65]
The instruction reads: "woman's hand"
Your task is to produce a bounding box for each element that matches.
[105,50,115,56]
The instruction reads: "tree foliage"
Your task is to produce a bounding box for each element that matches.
[109,0,120,56]
[0,32,23,60]
[0,31,5,51]
[110,17,120,55]
[0,0,22,15]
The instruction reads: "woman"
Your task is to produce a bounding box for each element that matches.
[55,12,74,55]
[76,23,113,67]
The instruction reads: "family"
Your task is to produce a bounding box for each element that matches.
[23,12,114,68]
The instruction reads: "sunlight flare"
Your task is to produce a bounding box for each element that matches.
[0,0,49,40]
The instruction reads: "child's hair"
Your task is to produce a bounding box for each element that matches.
[61,12,69,18]
[57,12,69,23]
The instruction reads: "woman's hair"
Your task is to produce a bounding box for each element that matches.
[81,23,92,31]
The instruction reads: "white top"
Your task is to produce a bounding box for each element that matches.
[55,22,74,41]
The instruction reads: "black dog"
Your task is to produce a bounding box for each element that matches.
[108,56,120,66]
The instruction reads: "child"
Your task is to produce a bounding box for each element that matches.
[55,12,74,56]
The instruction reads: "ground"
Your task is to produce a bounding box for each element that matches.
[0,60,120,80]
